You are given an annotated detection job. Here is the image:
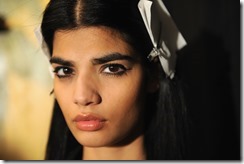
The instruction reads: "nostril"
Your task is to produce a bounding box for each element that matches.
[84,101,94,106]
[96,94,102,104]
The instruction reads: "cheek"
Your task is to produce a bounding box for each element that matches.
[102,70,146,127]
[103,81,145,144]
[123,74,145,105]
[53,81,73,117]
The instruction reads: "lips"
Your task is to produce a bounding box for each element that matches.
[74,113,106,131]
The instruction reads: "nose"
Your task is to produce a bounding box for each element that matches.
[73,74,102,106]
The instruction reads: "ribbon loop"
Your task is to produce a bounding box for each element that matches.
[138,0,187,79]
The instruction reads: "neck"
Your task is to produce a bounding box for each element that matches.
[82,134,146,160]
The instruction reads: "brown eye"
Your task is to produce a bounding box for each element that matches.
[107,65,121,72]
[53,66,73,78]
[102,64,127,75]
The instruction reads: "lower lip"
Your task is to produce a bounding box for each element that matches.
[75,120,105,131]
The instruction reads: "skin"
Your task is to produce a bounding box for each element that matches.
[51,26,151,160]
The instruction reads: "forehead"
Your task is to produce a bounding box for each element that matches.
[53,26,135,56]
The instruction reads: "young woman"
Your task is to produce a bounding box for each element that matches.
[40,0,188,160]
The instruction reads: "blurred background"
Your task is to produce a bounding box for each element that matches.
[0,0,54,160]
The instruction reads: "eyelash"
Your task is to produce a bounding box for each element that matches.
[53,66,74,78]
[101,63,130,77]
[53,63,129,79]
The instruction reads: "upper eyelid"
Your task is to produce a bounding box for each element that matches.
[101,62,130,69]
[53,66,75,74]
[53,65,73,70]
[101,63,125,69]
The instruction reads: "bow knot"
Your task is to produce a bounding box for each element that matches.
[138,0,187,79]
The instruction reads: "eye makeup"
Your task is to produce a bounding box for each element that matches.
[53,66,74,78]
[50,52,136,79]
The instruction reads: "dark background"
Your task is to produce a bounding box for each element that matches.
[164,0,240,160]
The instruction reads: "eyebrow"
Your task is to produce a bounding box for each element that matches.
[49,53,136,66]
[50,57,74,67]
[92,53,136,65]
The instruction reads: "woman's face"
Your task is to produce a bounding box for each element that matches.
[51,27,147,147]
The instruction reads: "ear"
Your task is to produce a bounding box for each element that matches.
[146,62,160,93]
[147,78,159,93]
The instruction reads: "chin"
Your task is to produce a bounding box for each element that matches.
[79,140,115,148]
[74,133,115,147]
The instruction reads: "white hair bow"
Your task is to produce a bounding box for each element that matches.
[34,25,54,78]
[138,0,187,79]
